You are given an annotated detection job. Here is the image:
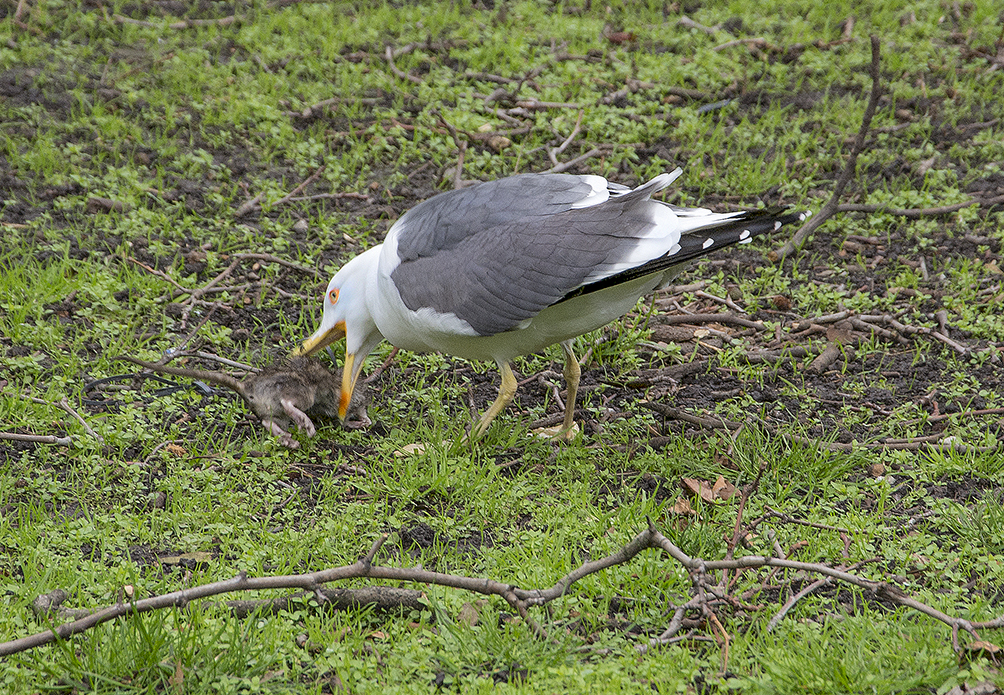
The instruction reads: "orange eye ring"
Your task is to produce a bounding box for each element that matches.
[328,288,340,304]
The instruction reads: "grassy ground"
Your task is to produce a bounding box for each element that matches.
[2,0,1004,692]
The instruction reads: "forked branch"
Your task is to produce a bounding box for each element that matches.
[5,518,1001,657]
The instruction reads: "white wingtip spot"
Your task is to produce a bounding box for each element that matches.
[739,237,753,244]
[702,238,714,249]
[740,229,751,240]
[774,221,782,230]
[800,210,812,220]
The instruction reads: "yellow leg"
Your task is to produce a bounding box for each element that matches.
[471,360,517,438]
[558,340,580,439]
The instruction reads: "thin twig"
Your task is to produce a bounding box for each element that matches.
[762,507,851,535]
[0,431,71,446]
[548,111,584,166]
[542,147,607,174]
[767,577,830,632]
[271,165,326,208]
[903,406,1004,426]
[140,440,186,467]
[232,253,320,277]
[641,402,999,455]
[234,192,264,217]
[774,35,882,260]
[384,45,423,84]
[836,194,1004,218]
[127,258,187,293]
[654,313,765,330]
[283,192,371,204]
[237,165,327,215]
[647,526,991,649]
[695,290,746,314]
[188,352,257,372]
[24,396,103,442]
[113,13,238,29]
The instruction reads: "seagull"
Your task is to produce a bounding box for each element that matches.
[294,167,807,439]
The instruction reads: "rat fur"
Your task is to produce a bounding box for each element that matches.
[118,355,369,448]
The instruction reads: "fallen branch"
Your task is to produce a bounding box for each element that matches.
[225,586,426,618]
[1,528,652,654]
[6,519,1003,658]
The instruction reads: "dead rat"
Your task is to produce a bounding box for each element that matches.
[118,355,369,448]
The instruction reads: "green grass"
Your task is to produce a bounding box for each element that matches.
[2,0,1004,692]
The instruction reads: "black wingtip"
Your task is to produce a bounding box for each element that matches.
[558,206,807,303]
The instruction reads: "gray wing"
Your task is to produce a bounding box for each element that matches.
[391,174,664,336]
[393,174,599,261]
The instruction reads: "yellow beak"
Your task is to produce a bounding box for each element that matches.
[292,321,346,357]
[292,320,359,423]
[338,352,358,422]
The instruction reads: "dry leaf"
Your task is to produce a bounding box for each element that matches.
[712,475,737,500]
[682,477,716,504]
[966,640,1000,655]
[165,443,187,457]
[158,551,214,566]
[457,602,480,626]
[671,496,695,515]
[394,443,427,457]
[169,660,184,688]
[487,135,511,151]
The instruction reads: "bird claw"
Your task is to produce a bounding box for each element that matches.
[532,421,581,441]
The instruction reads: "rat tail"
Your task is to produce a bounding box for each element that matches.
[117,355,245,396]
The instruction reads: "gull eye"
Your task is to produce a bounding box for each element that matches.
[328,288,340,304]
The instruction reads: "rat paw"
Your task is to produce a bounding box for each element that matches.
[281,399,316,436]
